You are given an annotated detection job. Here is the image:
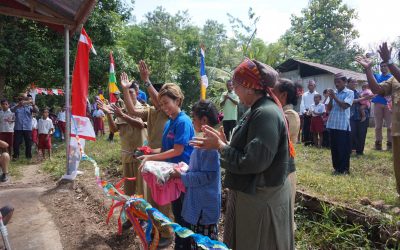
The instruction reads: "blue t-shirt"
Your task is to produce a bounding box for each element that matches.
[372,73,392,105]
[138,90,147,103]
[161,111,194,164]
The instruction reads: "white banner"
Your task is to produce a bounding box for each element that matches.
[62,137,86,180]
[62,115,95,180]
[70,115,95,141]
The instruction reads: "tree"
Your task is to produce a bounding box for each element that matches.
[120,7,202,109]
[0,0,135,103]
[281,0,363,70]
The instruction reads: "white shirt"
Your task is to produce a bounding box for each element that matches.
[310,102,326,117]
[220,91,239,121]
[300,91,319,114]
[92,109,105,118]
[57,111,66,122]
[32,117,38,129]
[0,109,15,132]
[38,117,54,134]
[323,97,331,105]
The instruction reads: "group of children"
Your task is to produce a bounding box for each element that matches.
[305,82,373,148]
[0,99,56,161]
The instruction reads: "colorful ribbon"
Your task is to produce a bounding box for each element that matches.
[73,135,229,249]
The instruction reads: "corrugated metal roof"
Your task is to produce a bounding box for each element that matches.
[277,58,367,82]
[0,0,96,34]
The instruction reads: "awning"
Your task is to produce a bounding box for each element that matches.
[0,0,96,35]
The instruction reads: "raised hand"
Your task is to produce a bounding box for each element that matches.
[355,55,373,69]
[97,99,113,114]
[138,60,150,83]
[120,72,133,89]
[378,42,393,63]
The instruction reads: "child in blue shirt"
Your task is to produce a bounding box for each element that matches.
[171,100,221,249]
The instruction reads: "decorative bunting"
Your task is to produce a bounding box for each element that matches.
[30,87,64,96]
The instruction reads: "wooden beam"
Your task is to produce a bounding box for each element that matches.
[26,0,68,19]
[0,6,74,26]
[71,0,96,35]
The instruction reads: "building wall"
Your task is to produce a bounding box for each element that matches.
[279,70,335,94]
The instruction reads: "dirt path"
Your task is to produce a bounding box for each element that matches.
[0,163,140,250]
[0,164,62,250]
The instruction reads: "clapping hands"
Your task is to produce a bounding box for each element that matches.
[96,99,113,114]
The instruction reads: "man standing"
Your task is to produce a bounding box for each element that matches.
[356,42,400,196]
[300,80,319,146]
[348,78,370,155]
[371,62,393,150]
[220,80,239,140]
[326,73,354,175]
[11,94,38,160]
[0,100,15,155]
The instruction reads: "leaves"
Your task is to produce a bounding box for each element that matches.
[280,0,363,70]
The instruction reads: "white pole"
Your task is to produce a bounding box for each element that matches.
[64,26,71,175]
[0,210,11,250]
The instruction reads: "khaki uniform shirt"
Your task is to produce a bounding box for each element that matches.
[116,102,148,163]
[146,106,168,149]
[381,77,400,136]
[283,104,300,143]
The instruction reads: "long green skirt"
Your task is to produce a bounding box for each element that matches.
[223,179,294,250]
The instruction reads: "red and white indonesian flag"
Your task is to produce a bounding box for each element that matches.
[64,28,96,180]
[70,28,96,141]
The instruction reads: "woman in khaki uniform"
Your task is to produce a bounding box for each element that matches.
[98,88,147,197]
[120,62,174,247]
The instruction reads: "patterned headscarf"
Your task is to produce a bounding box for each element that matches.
[232,58,278,90]
[233,58,296,158]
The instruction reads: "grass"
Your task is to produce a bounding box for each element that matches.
[295,204,374,249]
[8,158,33,179]
[295,128,398,211]
[40,133,122,180]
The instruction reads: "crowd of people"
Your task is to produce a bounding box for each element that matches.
[1,41,399,250]
[0,94,67,175]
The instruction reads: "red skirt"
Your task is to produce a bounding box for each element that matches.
[93,117,104,132]
[310,116,324,133]
[38,134,51,149]
[32,129,38,144]
[58,121,66,134]
[0,132,13,153]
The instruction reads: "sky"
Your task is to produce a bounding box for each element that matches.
[132,0,400,51]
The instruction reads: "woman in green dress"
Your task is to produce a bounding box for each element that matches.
[190,59,295,249]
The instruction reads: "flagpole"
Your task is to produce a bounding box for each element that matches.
[64,26,71,175]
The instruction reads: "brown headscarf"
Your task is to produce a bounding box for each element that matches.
[233,58,296,158]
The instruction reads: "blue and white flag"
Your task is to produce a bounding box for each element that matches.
[200,47,208,88]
